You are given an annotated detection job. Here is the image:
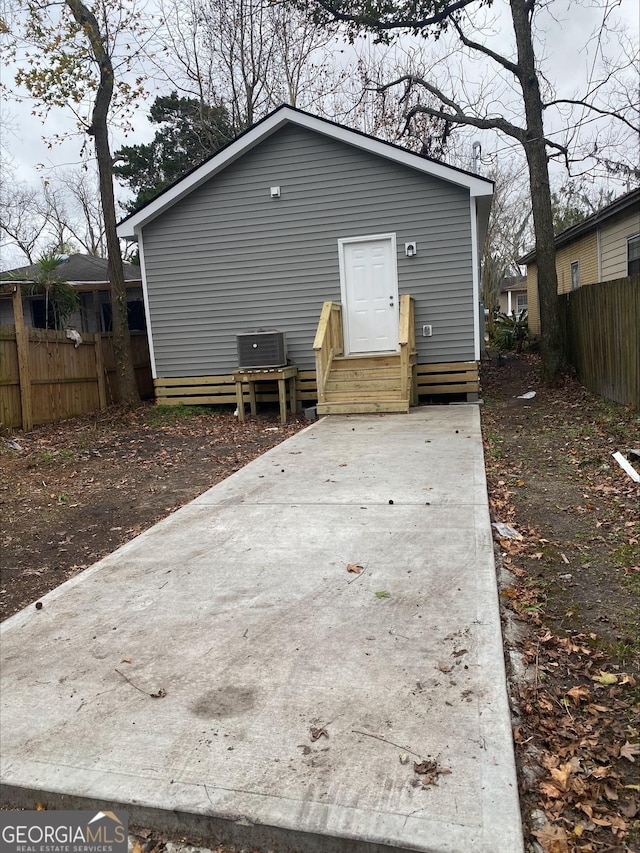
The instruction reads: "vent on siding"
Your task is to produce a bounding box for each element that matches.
[237,330,287,369]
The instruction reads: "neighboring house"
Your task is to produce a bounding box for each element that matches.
[0,254,145,333]
[117,105,493,413]
[519,187,640,336]
[498,275,528,318]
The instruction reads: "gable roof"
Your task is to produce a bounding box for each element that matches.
[117,104,494,240]
[519,187,640,265]
[500,275,527,294]
[1,253,141,283]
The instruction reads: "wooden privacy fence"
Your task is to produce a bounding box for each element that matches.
[0,297,152,431]
[562,276,639,408]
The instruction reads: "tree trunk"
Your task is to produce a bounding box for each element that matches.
[94,122,140,406]
[65,0,140,406]
[510,0,567,379]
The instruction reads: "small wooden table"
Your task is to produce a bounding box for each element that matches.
[233,365,298,424]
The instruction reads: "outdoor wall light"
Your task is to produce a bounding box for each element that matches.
[405,242,417,257]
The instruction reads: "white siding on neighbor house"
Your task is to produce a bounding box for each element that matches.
[141,124,475,378]
[600,208,640,281]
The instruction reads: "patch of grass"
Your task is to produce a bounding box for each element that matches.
[621,570,640,598]
[588,628,640,671]
[484,429,503,458]
[562,603,582,623]
[35,448,76,464]
[613,542,640,569]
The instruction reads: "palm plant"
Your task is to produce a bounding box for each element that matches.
[493,310,529,353]
[25,252,79,329]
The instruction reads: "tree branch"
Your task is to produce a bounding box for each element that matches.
[544,98,639,134]
[451,18,520,77]
[376,73,570,163]
[376,74,527,142]
[312,0,479,31]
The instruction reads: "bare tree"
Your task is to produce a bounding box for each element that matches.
[152,0,342,132]
[4,0,145,404]
[481,162,532,332]
[323,43,457,156]
[0,182,48,265]
[1,167,108,265]
[306,0,639,378]
[44,168,107,257]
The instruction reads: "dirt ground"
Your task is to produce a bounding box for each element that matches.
[481,353,639,853]
[1,360,638,853]
[0,405,306,621]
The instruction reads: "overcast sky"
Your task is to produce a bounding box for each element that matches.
[1,0,638,267]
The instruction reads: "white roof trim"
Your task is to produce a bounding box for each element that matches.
[117,106,493,239]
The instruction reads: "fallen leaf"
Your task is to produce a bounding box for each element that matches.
[437,663,453,673]
[566,685,590,705]
[592,671,618,686]
[414,759,437,774]
[374,590,390,599]
[310,727,328,741]
[620,741,640,762]
[540,781,564,799]
[549,762,574,791]
[346,563,363,574]
[150,688,167,699]
[533,823,569,853]
[120,657,131,664]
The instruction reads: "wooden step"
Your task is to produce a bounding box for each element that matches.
[326,366,401,381]
[325,377,402,394]
[325,388,402,403]
[331,354,401,370]
[318,351,410,413]
[317,399,409,415]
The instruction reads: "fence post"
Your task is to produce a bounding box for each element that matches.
[12,284,33,431]
[94,333,107,410]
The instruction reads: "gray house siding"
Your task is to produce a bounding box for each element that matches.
[141,124,474,378]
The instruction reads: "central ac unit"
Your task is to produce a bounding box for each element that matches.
[237,330,287,369]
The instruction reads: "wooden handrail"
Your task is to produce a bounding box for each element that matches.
[399,294,416,405]
[313,301,342,403]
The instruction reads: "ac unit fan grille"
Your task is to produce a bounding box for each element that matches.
[237,331,287,369]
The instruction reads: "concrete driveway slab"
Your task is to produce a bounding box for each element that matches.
[0,407,523,853]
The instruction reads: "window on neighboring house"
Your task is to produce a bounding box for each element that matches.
[570,261,580,290]
[99,296,147,332]
[628,234,640,276]
[516,293,528,316]
[30,297,58,329]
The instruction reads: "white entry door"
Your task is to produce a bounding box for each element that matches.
[339,234,399,354]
